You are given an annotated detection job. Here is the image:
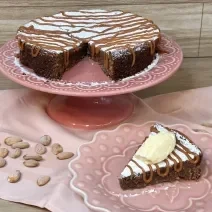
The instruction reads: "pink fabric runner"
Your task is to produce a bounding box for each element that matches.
[0,87,212,212]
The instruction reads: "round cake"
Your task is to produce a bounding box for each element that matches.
[16,9,161,81]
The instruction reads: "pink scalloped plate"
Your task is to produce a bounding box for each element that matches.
[0,34,182,97]
[69,122,212,212]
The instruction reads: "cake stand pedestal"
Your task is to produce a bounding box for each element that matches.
[0,34,183,130]
[47,95,134,130]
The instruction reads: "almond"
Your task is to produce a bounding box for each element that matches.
[12,142,29,149]
[9,148,22,159]
[23,159,39,167]
[57,152,74,160]
[35,144,46,155]
[40,135,51,146]
[0,157,6,168]
[23,155,43,161]
[0,148,9,158]
[8,170,21,183]
[201,122,212,128]
[37,176,50,186]
[4,136,22,146]
[51,143,63,155]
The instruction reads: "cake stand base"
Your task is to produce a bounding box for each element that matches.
[46,94,134,130]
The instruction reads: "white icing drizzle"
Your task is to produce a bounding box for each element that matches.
[17,9,160,56]
[155,123,201,155]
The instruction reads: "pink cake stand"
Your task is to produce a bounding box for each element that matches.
[0,34,183,130]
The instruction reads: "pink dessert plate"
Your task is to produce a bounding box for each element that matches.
[69,122,212,212]
[0,34,183,130]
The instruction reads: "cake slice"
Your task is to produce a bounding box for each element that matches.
[119,123,202,190]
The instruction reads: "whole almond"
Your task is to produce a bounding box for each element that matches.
[57,152,74,160]
[23,159,39,167]
[40,135,51,146]
[201,122,212,128]
[0,148,9,158]
[8,170,21,183]
[12,142,29,149]
[37,176,50,186]
[51,143,63,155]
[0,157,6,168]
[9,148,22,159]
[4,136,22,146]
[23,155,43,161]
[35,144,46,155]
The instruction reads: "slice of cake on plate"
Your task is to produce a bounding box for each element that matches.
[119,123,202,190]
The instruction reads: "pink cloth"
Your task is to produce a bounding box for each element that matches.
[0,87,212,212]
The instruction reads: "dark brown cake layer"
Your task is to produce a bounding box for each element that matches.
[89,42,156,81]
[119,160,201,190]
[19,43,88,79]
[19,38,157,81]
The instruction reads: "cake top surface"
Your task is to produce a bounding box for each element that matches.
[121,123,202,178]
[17,9,160,54]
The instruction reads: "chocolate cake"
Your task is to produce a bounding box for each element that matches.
[119,124,202,190]
[16,9,161,81]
